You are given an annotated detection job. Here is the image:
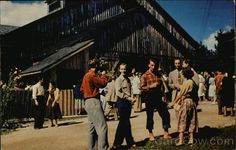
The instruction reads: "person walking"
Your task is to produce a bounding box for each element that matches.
[46,81,62,127]
[140,58,171,141]
[80,60,109,150]
[32,76,46,129]
[112,63,136,149]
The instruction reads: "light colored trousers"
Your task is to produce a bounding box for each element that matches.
[84,98,109,150]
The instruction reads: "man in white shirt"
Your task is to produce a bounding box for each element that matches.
[32,76,46,129]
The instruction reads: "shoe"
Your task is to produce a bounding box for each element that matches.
[111,145,121,150]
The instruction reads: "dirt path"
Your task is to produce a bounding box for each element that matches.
[2,101,235,150]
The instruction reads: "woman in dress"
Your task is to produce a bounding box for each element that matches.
[169,68,198,146]
[208,72,216,103]
[46,81,62,127]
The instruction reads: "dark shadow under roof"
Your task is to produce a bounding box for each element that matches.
[19,39,94,77]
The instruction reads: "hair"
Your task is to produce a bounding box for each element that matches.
[182,68,194,79]
[88,59,99,69]
[37,76,43,82]
[50,80,57,88]
[182,58,191,66]
[119,63,127,69]
[148,58,157,64]
[174,58,181,62]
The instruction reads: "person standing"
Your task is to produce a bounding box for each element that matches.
[221,72,234,116]
[80,60,109,150]
[182,59,199,86]
[112,63,136,149]
[32,76,46,129]
[168,58,184,103]
[131,72,142,112]
[198,72,206,101]
[208,72,217,103]
[46,81,62,127]
[104,75,118,120]
[215,70,224,115]
[141,58,171,141]
[74,80,85,115]
[169,69,198,146]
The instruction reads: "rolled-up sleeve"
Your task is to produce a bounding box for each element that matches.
[32,85,37,100]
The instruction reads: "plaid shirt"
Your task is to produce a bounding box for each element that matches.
[140,70,162,92]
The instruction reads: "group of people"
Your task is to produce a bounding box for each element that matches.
[32,77,62,129]
[80,58,203,150]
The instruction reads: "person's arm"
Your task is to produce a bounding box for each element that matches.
[32,85,39,106]
[168,73,175,90]
[46,93,51,106]
[140,75,149,91]
[169,80,192,107]
[52,89,60,107]
[92,72,107,88]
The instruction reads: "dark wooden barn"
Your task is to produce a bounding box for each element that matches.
[1,0,199,89]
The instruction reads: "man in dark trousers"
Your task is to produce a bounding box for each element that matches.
[80,59,109,150]
[32,76,46,129]
[141,58,171,141]
[112,63,136,149]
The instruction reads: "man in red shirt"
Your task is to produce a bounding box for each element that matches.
[80,60,109,150]
[141,58,171,141]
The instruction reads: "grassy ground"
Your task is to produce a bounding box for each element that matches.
[129,125,236,150]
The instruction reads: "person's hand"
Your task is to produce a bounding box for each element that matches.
[149,82,158,88]
[174,83,181,90]
[35,100,39,106]
[46,101,49,106]
[52,102,55,107]
[101,70,106,75]
[168,102,174,108]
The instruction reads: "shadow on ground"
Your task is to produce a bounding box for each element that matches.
[58,121,83,127]
[133,125,235,149]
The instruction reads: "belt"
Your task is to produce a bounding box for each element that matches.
[84,96,100,100]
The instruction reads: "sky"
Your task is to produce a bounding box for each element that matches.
[0,0,235,51]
